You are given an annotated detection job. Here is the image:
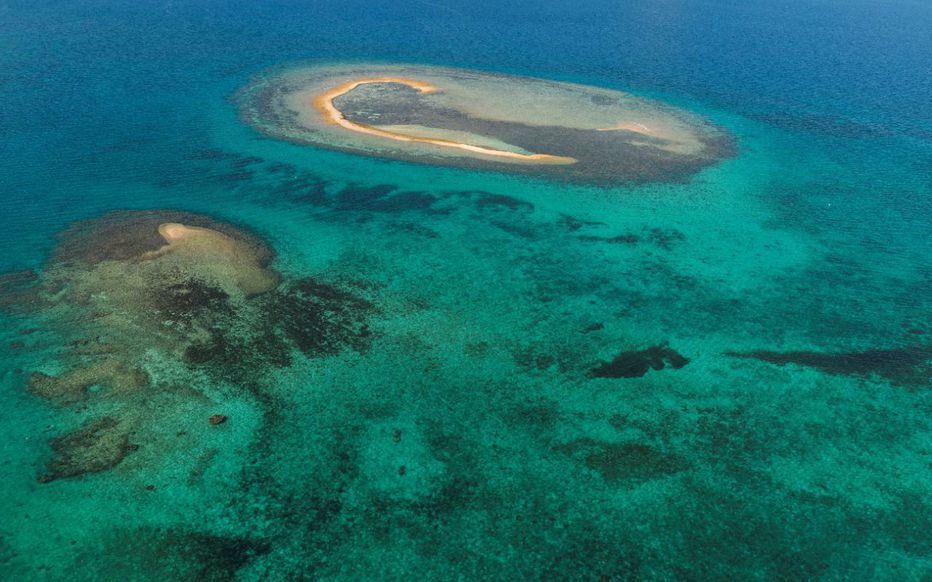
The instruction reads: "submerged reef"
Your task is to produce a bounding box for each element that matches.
[80,527,271,581]
[38,416,137,483]
[28,359,149,405]
[235,63,733,183]
[4,190,925,579]
[0,210,376,482]
[589,344,690,378]
[726,345,932,386]
[555,438,687,486]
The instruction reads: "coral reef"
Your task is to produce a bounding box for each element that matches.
[28,360,148,405]
[235,63,734,183]
[589,344,690,378]
[270,278,374,357]
[726,345,932,385]
[0,210,376,484]
[51,210,274,269]
[555,438,687,485]
[85,527,271,581]
[38,417,137,483]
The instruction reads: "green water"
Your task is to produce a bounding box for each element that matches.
[1,0,930,579]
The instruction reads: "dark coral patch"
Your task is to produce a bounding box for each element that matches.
[394,222,440,239]
[646,227,686,250]
[0,269,38,289]
[589,345,690,379]
[95,527,271,581]
[0,269,41,308]
[333,183,439,213]
[555,438,687,485]
[167,531,271,581]
[725,345,932,385]
[472,192,534,212]
[179,277,376,381]
[183,325,292,384]
[578,233,640,244]
[607,234,641,244]
[513,347,558,372]
[270,278,375,358]
[39,416,136,483]
[542,533,646,580]
[184,336,232,366]
[581,322,604,334]
[152,278,233,324]
[509,400,560,430]
[558,214,606,232]
[578,227,682,248]
[490,220,538,239]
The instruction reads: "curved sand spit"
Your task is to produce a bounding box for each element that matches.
[313,77,577,165]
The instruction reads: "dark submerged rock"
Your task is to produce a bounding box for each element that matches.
[39,416,135,483]
[0,269,41,308]
[270,277,375,357]
[333,183,440,213]
[146,528,271,581]
[725,345,932,385]
[646,227,686,250]
[607,233,641,244]
[581,322,604,334]
[152,278,232,324]
[578,233,640,244]
[473,192,534,212]
[589,345,690,379]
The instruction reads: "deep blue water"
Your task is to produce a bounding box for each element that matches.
[1,0,930,579]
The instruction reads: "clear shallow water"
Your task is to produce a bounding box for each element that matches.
[1,0,930,580]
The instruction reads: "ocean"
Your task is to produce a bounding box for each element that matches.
[0,0,930,579]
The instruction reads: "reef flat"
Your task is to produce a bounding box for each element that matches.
[1,171,930,579]
[1,210,375,486]
[235,63,733,183]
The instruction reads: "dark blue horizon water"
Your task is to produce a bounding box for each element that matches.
[1,0,930,579]
[1,0,931,269]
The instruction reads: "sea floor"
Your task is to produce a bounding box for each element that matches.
[1,101,930,579]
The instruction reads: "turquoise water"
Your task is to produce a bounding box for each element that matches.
[1,0,930,579]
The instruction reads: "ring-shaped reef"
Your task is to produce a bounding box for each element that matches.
[235,63,734,183]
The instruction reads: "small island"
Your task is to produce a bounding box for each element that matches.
[235,63,734,183]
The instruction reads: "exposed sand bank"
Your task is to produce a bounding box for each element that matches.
[149,222,279,296]
[313,77,577,165]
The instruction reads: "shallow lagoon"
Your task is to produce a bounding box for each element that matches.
[0,0,930,579]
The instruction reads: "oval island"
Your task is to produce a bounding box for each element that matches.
[236,63,733,183]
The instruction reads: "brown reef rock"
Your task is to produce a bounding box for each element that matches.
[39,416,136,483]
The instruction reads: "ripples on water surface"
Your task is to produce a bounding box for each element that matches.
[0,0,930,579]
